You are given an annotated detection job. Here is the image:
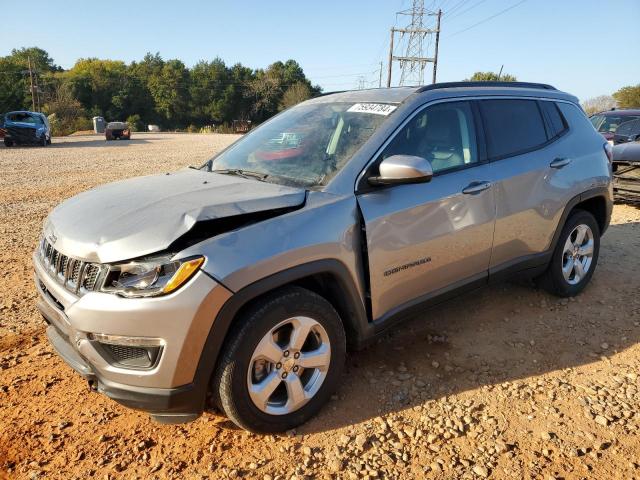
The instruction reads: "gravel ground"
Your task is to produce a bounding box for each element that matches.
[0,133,639,479]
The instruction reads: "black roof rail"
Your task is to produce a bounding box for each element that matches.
[416,81,557,93]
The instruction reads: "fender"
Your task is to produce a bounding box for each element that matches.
[184,259,370,414]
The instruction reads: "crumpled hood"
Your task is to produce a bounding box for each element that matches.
[45,168,306,263]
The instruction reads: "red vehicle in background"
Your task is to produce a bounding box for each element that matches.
[0,114,6,140]
[590,108,640,142]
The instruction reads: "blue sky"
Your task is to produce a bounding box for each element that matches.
[1,0,638,101]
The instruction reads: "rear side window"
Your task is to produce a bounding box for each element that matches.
[479,99,547,159]
[558,102,600,133]
[539,101,568,138]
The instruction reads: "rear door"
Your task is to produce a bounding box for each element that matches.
[357,100,496,320]
[480,98,576,271]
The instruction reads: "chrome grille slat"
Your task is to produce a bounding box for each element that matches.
[39,238,101,296]
[62,257,71,284]
[75,262,87,295]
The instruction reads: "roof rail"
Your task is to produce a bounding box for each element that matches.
[416,81,557,93]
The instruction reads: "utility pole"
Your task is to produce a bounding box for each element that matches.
[432,9,442,84]
[387,0,441,87]
[386,28,394,87]
[28,56,36,111]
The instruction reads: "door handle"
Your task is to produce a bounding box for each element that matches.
[550,157,572,168]
[462,181,491,194]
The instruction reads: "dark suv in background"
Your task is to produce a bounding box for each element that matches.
[590,109,640,142]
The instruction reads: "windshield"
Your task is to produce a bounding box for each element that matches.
[7,112,39,124]
[590,114,640,133]
[205,102,396,187]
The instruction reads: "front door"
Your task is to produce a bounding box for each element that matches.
[357,101,496,320]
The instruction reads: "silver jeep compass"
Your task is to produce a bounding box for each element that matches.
[34,82,613,432]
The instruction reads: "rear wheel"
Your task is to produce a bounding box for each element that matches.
[538,209,600,297]
[3,138,13,147]
[213,286,346,433]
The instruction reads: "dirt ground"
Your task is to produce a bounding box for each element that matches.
[0,134,639,480]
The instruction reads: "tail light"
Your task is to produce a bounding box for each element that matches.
[604,142,613,164]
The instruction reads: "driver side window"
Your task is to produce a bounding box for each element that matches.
[381,101,478,174]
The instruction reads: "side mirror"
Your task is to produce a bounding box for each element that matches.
[368,155,433,186]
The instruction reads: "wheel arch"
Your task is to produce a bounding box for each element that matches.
[189,259,370,412]
[551,187,612,252]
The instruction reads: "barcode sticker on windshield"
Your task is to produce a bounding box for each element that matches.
[347,103,397,116]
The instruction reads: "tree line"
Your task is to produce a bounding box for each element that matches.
[0,47,320,135]
[2,48,638,135]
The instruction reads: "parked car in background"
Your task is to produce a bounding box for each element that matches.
[613,118,640,145]
[590,109,640,142]
[0,114,6,139]
[35,82,612,432]
[105,121,131,141]
[3,111,51,147]
[612,119,640,203]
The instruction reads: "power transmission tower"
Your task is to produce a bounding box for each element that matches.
[387,1,441,87]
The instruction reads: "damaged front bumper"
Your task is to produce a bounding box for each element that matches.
[34,251,233,423]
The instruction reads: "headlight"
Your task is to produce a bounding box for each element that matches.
[101,255,205,298]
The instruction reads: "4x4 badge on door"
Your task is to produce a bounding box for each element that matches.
[48,232,57,244]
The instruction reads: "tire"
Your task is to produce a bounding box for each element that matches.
[46,137,51,145]
[3,138,13,147]
[213,286,346,433]
[537,209,600,297]
[40,135,47,147]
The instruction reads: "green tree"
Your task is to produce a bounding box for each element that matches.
[190,58,233,124]
[465,71,517,82]
[0,47,60,112]
[613,84,640,109]
[280,82,313,110]
[44,82,89,136]
[65,58,128,119]
[148,59,190,128]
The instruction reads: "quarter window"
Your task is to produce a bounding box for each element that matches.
[380,101,478,174]
[479,99,547,159]
[539,101,567,139]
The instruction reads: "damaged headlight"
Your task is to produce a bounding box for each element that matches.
[101,255,205,298]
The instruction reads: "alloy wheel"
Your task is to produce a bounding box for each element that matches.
[561,223,594,285]
[247,316,331,415]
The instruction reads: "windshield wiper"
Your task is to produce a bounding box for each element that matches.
[211,168,269,181]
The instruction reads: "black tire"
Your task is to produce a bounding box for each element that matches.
[40,135,47,147]
[537,209,600,297]
[213,286,346,433]
[3,138,13,147]
[46,137,52,145]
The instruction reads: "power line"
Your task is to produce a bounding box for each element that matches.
[447,0,527,37]
[445,0,474,17]
[445,0,489,21]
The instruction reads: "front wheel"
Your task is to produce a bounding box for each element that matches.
[538,209,600,297]
[213,286,346,433]
[3,138,13,147]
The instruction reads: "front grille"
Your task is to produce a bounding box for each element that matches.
[39,237,104,296]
